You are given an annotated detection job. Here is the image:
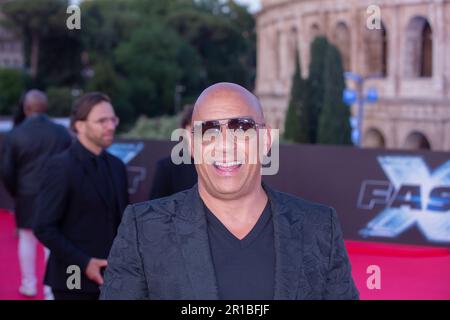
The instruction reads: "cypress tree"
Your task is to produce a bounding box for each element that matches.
[317,44,352,144]
[305,36,328,143]
[284,50,309,143]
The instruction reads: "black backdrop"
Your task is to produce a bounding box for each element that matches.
[1,134,449,247]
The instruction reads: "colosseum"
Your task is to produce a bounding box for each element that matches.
[255,0,450,150]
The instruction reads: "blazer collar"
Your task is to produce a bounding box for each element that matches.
[174,185,219,299]
[72,139,107,163]
[174,183,310,300]
[263,183,312,299]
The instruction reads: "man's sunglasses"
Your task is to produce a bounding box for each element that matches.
[192,117,265,135]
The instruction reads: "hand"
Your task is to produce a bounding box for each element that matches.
[85,258,108,285]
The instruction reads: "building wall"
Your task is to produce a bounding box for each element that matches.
[256,0,450,151]
[0,11,24,70]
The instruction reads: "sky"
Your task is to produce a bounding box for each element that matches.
[234,0,261,13]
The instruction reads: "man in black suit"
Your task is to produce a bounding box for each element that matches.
[0,90,72,298]
[100,83,359,300]
[149,105,197,199]
[34,92,129,300]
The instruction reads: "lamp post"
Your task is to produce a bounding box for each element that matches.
[343,72,381,147]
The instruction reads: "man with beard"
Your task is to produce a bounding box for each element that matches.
[34,92,129,300]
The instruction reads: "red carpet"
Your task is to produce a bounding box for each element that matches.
[346,240,450,299]
[0,209,46,300]
[1,209,449,300]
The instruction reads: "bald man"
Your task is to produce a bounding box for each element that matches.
[0,90,72,298]
[100,83,359,300]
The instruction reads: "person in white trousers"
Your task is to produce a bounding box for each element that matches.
[0,90,72,298]
[17,229,54,299]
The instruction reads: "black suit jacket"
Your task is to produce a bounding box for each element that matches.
[149,156,197,200]
[34,140,129,293]
[0,114,72,227]
[100,183,359,300]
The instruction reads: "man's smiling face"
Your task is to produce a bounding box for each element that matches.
[191,83,269,200]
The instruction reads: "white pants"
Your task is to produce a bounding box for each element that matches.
[18,229,51,295]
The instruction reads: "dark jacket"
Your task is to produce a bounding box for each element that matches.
[100,183,359,300]
[33,140,129,293]
[0,114,72,228]
[149,156,197,200]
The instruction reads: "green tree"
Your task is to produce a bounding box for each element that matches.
[0,0,79,84]
[46,87,73,117]
[0,69,25,115]
[86,60,134,129]
[176,40,206,107]
[167,0,256,90]
[305,36,328,143]
[121,114,180,140]
[79,0,142,58]
[317,45,352,144]
[80,0,256,126]
[37,26,83,88]
[284,51,309,143]
[114,22,183,117]
[1,0,257,128]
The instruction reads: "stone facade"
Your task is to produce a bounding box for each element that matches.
[256,0,450,150]
[0,4,24,70]
[0,27,23,69]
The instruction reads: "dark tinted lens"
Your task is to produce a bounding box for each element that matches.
[202,120,221,135]
[228,118,256,131]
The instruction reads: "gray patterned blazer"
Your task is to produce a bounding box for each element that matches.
[100,183,359,300]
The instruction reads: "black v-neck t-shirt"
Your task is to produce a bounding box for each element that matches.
[204,200,275,300]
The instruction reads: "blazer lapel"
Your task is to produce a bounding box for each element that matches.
[105,153,124,215]
[264,184,312,300]
[173,185,219,300]
[172,182,312,300]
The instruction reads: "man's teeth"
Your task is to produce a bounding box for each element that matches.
[214,161,242,167]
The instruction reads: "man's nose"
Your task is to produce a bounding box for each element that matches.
[215,125,232,146]
[106,120,117,131]
[216,128,237,161]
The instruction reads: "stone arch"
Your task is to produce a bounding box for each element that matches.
[332,21,351,72]
[404,16,433,78]
[404,131,431,150]
[363,20,388,76]
[310,23,322,42]
[364,128,386,148]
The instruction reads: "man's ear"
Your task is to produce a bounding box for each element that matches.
[23,104,32,117]
[183,126,194,159]
[190,122,205,165]
[184,125,192,148]
[74,121,84,135]
[263,124,273,157]
[190,129,199,163]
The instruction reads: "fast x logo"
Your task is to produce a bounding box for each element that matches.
[357,156,450,243]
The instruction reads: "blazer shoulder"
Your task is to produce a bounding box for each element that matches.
[128,188,191,221]
[271,188,334,225]
[4,126,24,144]
[106,151,126,169]
[43,149,74,177]
[48,147,72,164]
[53,122,71,136]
